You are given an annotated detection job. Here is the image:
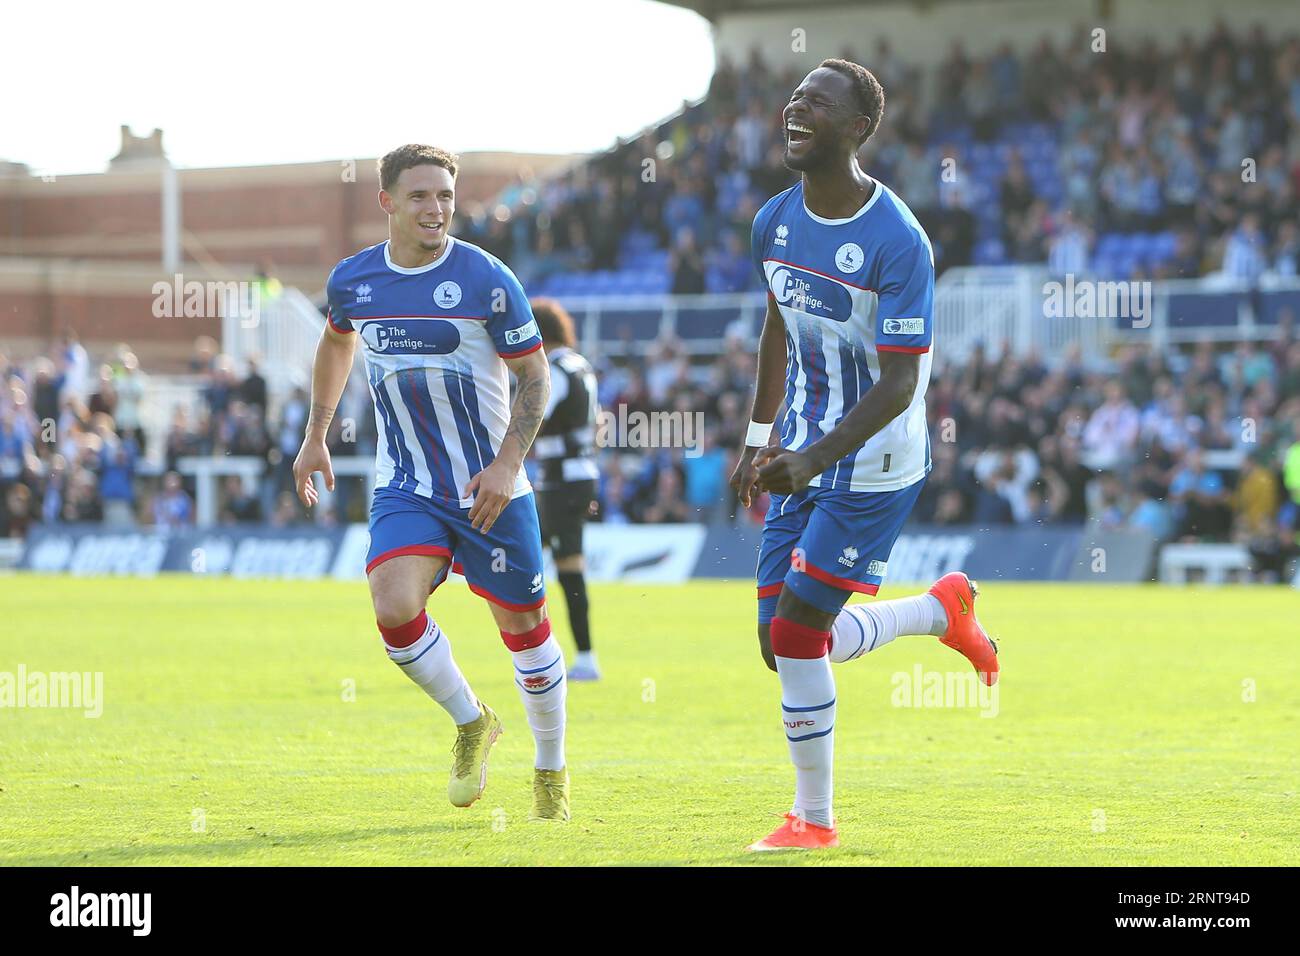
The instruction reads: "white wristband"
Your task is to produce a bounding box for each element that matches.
[745,420,774,447]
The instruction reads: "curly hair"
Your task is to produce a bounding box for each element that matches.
[378,144,459,193]
[529,297,577,349]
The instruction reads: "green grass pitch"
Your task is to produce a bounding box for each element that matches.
[1,576,1296,866]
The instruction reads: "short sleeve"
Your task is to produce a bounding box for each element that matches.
[486,259,542,357]
[751,208,768,283]
[325,264,354,334]
[875,237,934,354]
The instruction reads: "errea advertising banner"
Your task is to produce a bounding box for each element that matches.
[18,522,1141,583]
[19,525,344,578]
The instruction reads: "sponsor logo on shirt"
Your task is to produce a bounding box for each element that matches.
[768,266,853,321]
[361,318,461,354]
[505,319,539,346]
[774,223,789,247]
[355,283,373,305]
[838,545,859,568]
[882,317,926,336]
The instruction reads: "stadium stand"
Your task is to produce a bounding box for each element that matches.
[3,19,1299,582]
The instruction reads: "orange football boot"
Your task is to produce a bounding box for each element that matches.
[928,571,999,686]
[746,813,840,852]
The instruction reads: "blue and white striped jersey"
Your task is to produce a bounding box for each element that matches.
[326,237,543,505]
[752,180,934,492]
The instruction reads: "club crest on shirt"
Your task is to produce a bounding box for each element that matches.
[433,280,462,309]
[835,242,864,273]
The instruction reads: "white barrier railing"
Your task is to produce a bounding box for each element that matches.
[1158,543,1252,584]
[220,286,328,417]
[177,455,375,527]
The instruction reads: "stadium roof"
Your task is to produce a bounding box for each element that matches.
[657,0,976,21]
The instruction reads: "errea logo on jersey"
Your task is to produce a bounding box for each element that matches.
[529,573,543,594]
[774,224,789,247]
[355,283,372,305]
[838,545,859,568]
[434,281,462,308]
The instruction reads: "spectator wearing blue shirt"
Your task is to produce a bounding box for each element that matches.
[1222,213,1268,284]
[153,471,193,528]
[97,425,138,527]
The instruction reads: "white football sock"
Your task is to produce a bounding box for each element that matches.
[384,617,480,725]
[512,635,568,770]
[829,594,948,663]
[775,654,836,829]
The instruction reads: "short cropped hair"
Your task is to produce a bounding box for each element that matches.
[819,58,885,143]
[378,144,459,193]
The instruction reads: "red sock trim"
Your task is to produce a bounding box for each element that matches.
[378,609,429,648]
[770,616,830,659]
[500,618,551,652]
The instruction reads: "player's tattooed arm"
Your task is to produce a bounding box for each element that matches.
[467,349,550,532]
[498,348,552,471]
[756,350,919,495]
[306,403,335,437]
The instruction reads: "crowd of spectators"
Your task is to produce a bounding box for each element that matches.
[583,325,1300,580]
[5,326,1300,578]
[460,22,1300,289]
[0,333,380,536]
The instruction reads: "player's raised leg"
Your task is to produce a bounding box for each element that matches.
[926,572,999,685]
[367,548,502,808]
[828,590,947,662]
[826,560,998,686]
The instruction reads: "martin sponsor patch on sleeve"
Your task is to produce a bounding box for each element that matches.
[505,319,539,345]
[882,317,926,336]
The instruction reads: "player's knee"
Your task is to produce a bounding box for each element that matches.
[499,613,550,651]
[775,588,835,631]
[372,593,425,630]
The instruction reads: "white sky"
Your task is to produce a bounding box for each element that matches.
[2,0,716,175]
